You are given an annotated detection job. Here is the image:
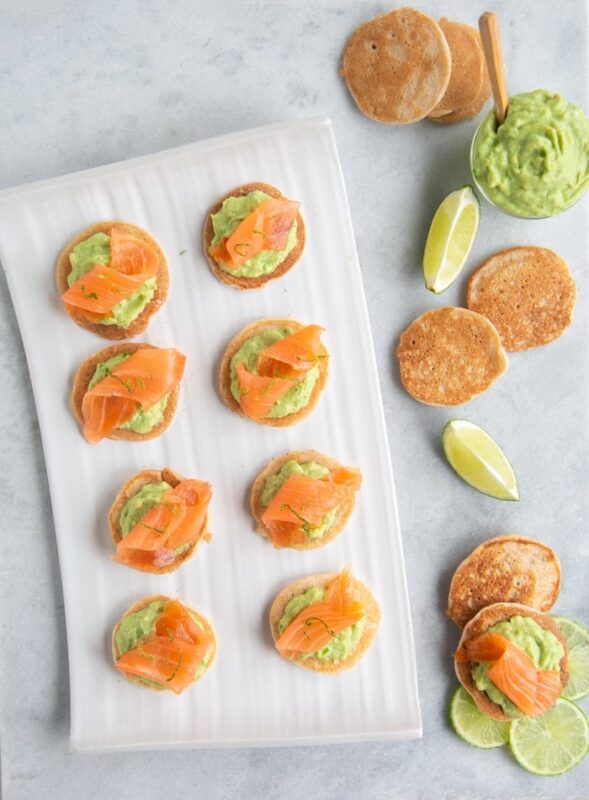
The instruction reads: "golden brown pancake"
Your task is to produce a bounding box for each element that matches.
[55,220,169,339]
[396,307,508,406]
[454,602,569,720]
[467,246,577,351]
[447,535,561,628]
[203,182,305,290]
[341,7,451,124]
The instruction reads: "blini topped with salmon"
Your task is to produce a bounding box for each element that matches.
[108,468,212,574]
[454,602,569,721]
[71,342,185,443]
[269,568,380,673]
[219,318,329,427]
[56,221,169,339]
[251,450,361,550]
[112,595,217,694]
[203,182,305,290]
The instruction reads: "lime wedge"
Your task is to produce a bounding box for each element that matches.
[450,686,509,748]
[554,617,589,701]
[509,698,588,775]
[423,186,480,293]
[442,420,519,501]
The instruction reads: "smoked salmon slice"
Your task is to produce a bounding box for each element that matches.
[62,263,157,315]
[275,568,365,659]
[154,599,206,644]
[209,197,299,269]
[262,468,361,548]
[455,631,562,716]
[81,347,185,443]
[115,635,206,694]
[257,326,325,379]
[113,480,211,571]
[109,226,159,276]
[63,226,159,317]
[235,362,293,420]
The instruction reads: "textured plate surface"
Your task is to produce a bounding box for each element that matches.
[0,118,421,750]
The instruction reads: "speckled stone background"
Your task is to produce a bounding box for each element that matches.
[0,2,587,798]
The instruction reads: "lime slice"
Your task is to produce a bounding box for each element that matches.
[509,698,588,775]
[450,686,509,748]
[442,420,519,501]
[423,185,480,293]
[554,617,589,701]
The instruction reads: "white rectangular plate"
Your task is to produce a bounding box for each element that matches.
[0,118,421,750]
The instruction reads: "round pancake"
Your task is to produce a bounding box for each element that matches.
[112,594,217,691]
[341,7,451,124]
[55,220,169,339]
[219,318,329,427]
[396,307,508,406]
[203,182,306,290]
[467,246,577,351]
[108,468,211,574]
[250,450,360,550]
[429,19,484,118]
[71,342,180,442]
[269,572,380,674]
[454,602,569,720]
[447,535,561,628]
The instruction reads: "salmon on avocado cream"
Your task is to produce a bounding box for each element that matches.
[251,450,362,550]
[454,602,569,721]
[108,468,212,573]
[56,221,169,338]
[204,182,305,290]
[71,343,185,443]
[219,319,329,426]
[269,567,380,673]
[112,595,217,694]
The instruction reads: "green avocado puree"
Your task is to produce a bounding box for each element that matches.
[472,89,589,217]
[261,460,336,540]
[229,327,319,419]
[471,615,564,718]
[210,190,297,278]
[88,353,169,434]
[68,232,156,327]
[115,601,211,689]
[277,586,365,663]
[119,481,171,536]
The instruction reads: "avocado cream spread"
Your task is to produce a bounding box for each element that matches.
[261,460,336,540]
[471,615,564,718]
[210,190,297,277]
[115,600,211,689]
[230,327,319,418]
[88,353,169,434]
[472,89,589,217]
[68,232,156,327]
[278,586,365,662]
[119,482,171,536]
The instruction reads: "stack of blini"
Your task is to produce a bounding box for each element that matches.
[340,8,491,125]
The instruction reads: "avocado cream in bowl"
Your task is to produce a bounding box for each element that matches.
[471,89,589,218]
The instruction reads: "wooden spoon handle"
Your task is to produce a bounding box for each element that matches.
[479,12,509,124]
